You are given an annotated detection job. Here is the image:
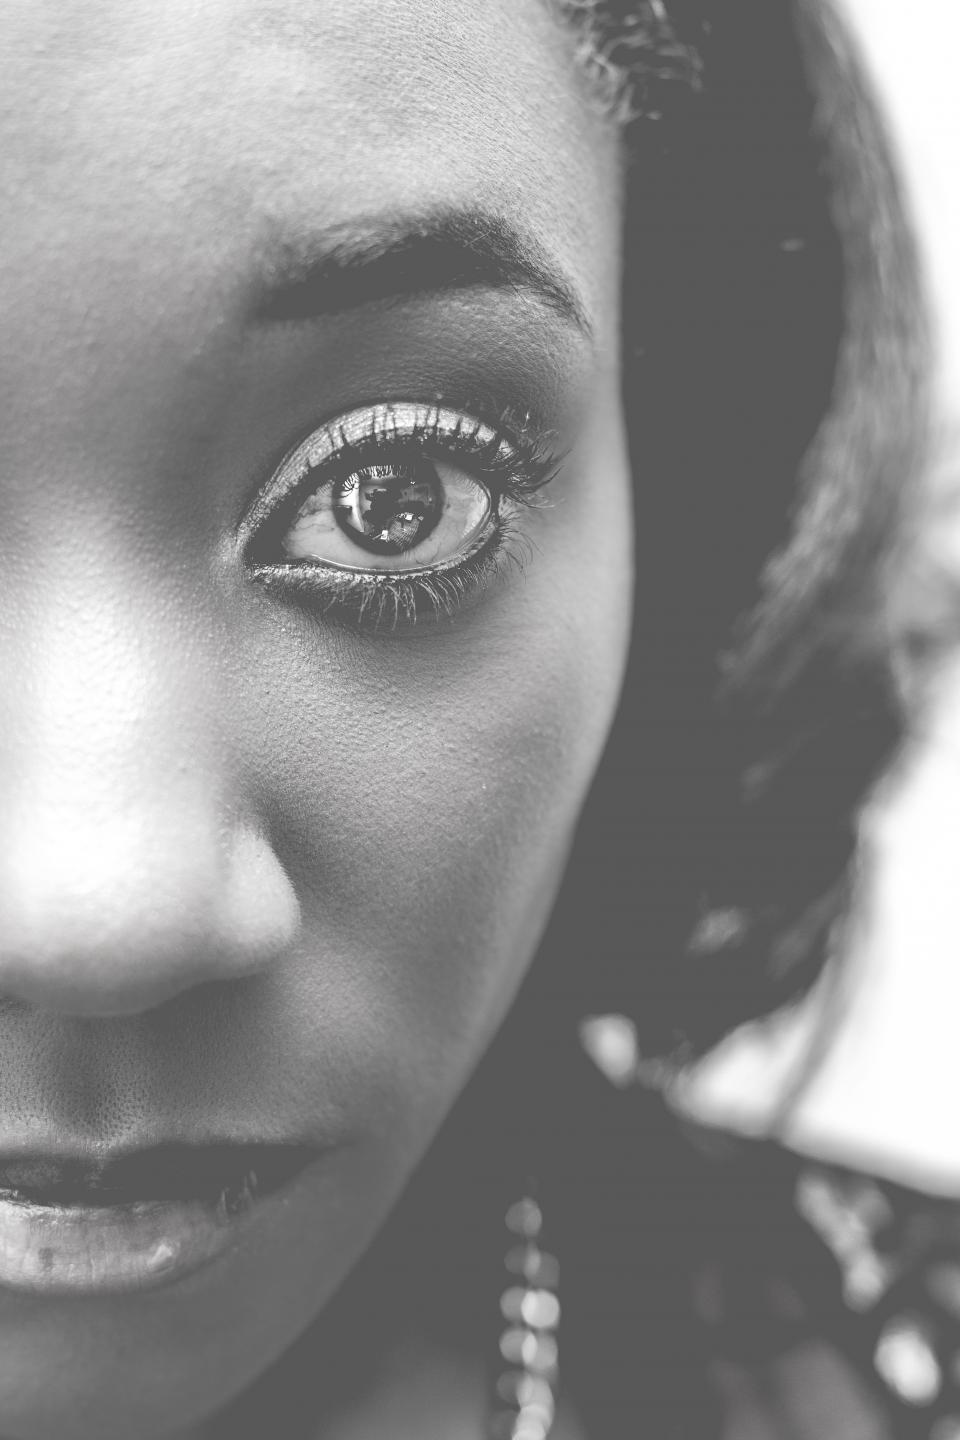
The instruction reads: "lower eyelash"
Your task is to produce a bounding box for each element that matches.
[254,508,531,631]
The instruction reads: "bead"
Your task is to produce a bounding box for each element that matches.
[512,1422,549,1440]
[528,1250,559,1289]
[499,1326,534,1365]
[521,1289,561,1330]
[499,1326,559,1374]
[496,1371,554,1414]
[505,1198,542,1239]
[496,1368,527,1406]
[505,1245,560,1288]
[529,1332,559,1374]
[516,1396,555,1429]
[842,1252,892,1311]
[505,1245,528,1277]
[500,1287,561,1330]
[874,1317,942,1406]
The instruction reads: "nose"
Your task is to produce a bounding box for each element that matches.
[0,812,300,1017]
[0,597,300,1018]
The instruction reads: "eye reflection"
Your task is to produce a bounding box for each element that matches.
[282,454,492,572]
[333,463,443,555]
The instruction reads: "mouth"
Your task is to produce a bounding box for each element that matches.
[0,1143,320,1296]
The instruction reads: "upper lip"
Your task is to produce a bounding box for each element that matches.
[0,1143,319,1206]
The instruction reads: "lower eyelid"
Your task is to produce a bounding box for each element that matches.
[249,512,521,632]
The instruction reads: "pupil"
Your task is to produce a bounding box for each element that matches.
[333,462,443,555]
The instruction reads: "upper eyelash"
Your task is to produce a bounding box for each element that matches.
[325,404,561,504]
[242,399,562,554]
[240,399,563,627]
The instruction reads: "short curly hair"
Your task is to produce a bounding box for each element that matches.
[553,0,704,121]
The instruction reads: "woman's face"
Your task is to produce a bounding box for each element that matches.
[0,2,629,1436]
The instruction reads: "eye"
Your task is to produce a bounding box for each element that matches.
[282,454,492,573]
[242,400,561,627]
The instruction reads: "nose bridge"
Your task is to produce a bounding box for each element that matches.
[0,579,299,1015]
[2,570,212,821]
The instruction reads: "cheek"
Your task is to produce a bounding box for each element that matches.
[232,399,632,1147]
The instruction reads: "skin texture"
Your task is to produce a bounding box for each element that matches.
[0,2,629,1436]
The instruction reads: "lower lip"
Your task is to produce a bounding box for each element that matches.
[0,1174,302,1296]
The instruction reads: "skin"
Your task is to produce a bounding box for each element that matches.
[0,2,630,1437]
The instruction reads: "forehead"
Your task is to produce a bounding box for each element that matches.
[1,0,613,332]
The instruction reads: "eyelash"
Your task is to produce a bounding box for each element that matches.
[242,401,562,628]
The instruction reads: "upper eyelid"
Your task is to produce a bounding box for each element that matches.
[236,400,546,552]
[314,404,516,478]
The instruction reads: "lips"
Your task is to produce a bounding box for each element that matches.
[0,1143,315,1208]
[0,1143,322,1295]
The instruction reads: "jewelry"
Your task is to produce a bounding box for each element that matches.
[489,1189,561,1440]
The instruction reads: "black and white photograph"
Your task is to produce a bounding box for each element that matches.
[0,1,957,1436]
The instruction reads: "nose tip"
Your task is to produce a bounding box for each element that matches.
[0,813,300,1017]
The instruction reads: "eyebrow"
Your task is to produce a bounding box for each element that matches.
[246,208,590,336]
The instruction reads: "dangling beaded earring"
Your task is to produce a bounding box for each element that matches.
[489,1190,561,1440]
